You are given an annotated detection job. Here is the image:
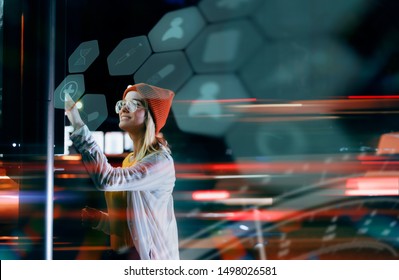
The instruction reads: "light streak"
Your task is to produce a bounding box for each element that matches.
[192,190,230,201]
[345,177,399,196]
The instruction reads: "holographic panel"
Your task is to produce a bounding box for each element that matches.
[75,94,108,131]
[134,51,193,92]
[172,74,251,137]
[239,39,361,100]
[53,74,85,109]
[225,117,355,163]
[254,0,370,38]
[186,19,263,73]
[148,6,205,52]
[68,40,99,73]
[199,0,263,22]
[107,36,152,76]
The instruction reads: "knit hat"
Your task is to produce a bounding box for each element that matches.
[123,83,175,134]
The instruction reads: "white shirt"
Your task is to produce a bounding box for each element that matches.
[70,125,179,260]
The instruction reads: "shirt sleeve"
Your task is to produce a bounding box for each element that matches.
[70,125,175,192]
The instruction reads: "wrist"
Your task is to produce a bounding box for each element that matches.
[73,122,85,131]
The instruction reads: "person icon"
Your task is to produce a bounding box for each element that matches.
[162,17,184,41]
[188,81,222,118]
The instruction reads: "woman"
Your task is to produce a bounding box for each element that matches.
[65,83,179,260]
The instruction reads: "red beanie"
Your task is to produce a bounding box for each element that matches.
[123,83,174,134]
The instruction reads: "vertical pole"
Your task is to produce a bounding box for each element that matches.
[45,0,56,260]
[254,207,267,260]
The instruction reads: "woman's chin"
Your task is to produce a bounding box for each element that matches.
[119,122,128,131]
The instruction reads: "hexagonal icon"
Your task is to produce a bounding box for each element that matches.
[172,74,252,137]
[68,40,99,73]
[239,39,361,101]
[54,74,85,109]
[134,51,193,93]
[186,19,263,73]
[75,94,108,131]
[198,0,263,22]
[107,36,152,76]
[148,6,206,52]
[253,0,370,38]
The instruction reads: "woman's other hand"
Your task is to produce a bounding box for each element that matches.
[81,206,101,228]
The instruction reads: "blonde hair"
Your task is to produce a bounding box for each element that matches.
[133,106,171,162]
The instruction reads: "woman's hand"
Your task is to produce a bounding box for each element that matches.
[65,93,84,131]
[81,206,101,228]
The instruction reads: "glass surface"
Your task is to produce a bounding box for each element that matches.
[0,0,3,129]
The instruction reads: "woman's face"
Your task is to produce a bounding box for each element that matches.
[118,91,147,134]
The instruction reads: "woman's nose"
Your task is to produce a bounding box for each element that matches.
[121,105,130,113]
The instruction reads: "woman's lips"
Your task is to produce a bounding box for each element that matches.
[120,116,131,121]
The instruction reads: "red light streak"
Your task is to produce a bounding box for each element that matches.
[348,95,399,99]
[54,246,109,251]
[176,98,257,104]
[175,161,373,175]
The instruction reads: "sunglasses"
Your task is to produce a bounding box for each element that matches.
[115,99,145,114]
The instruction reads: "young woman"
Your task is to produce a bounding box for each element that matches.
[65,83,179,260]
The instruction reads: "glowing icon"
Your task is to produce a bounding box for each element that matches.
[146,64,176,85]
[88,111,99,122]
[134,51,192,92]
[186,20,263,72]
[60,81,78,102]
[188,82,222,118]
[148,7,205,52]
[115,43,144,65]
[172,74,251,137]
[162,17,184,41]
[68,40,99,73]
[107,36,151,76]
[74,48,92,66]
[54,74,85,109]
[203,29,241,63]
